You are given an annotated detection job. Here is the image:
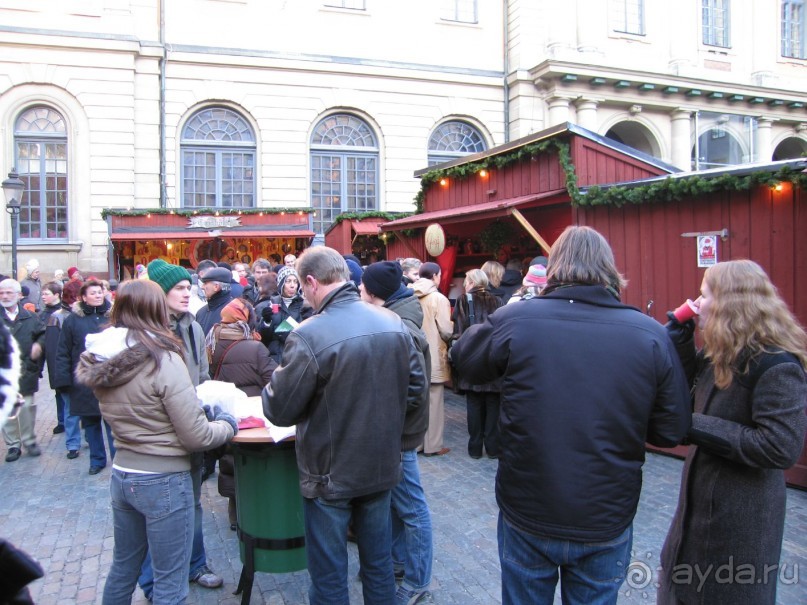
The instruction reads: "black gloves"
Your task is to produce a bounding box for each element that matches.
[664,311,695,346]
[261,305,273,322]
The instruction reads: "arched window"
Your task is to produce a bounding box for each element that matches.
[14,106,69,240]
[428,121,486,166]
[181,106,256,208]
[310,114,378,234]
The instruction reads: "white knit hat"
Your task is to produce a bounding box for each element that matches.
[25,259,39,272]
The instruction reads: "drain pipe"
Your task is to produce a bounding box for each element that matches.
[158,0,167,207]
[503,0,510,143]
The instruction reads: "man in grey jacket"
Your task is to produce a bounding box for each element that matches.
[263,247,426,605]
[139,259,223,595]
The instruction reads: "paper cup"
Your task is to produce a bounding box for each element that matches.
[673,299,699,323]
[271,303,280,314]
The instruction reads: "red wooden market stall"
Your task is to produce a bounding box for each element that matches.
[104,208,315,279]
[323,213,406,263]
[381,122,807,488]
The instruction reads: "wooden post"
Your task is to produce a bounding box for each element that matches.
[509,208,551,255]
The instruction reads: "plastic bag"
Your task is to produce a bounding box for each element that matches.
[195,380,247,417]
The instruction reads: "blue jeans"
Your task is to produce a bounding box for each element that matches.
[82,415,116,468]
[498,513,632,605]
[304,491,395,605]
[138,459,207,599]
[390,449,433,592]
[103,469,194,605]
[61,393,82,452]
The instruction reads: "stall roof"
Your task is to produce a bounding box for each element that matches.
[110,228,315,240]
[414,122,681,178]
[381,190,564,230]
[350,220,382,235]
[580,158,807,192]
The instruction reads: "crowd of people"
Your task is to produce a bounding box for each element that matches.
[0,228,805,605]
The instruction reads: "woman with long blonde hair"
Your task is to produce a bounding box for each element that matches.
[659,259,807,605]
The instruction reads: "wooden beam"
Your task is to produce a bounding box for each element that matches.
[509,208,551,255]
[387,230,421,257]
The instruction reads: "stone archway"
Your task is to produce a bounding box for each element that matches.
[773,137,807,161]
[604,121,662,159]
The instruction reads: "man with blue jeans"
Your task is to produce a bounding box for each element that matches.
[360,261,435,604]
[137,259,223,598]
[452,226,691,604]
[263,247,426,605]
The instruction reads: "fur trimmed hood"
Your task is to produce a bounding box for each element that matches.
[71,299,111,318]
[77,344,152,390]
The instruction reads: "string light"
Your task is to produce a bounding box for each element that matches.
[479,169,488,178]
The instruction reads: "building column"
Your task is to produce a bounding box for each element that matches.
[546,96,572,127]
[670,109,693,170]
[575,99,599,131]
[755,118,774,162]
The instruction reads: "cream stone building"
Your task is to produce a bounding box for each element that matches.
[0,0,805,275]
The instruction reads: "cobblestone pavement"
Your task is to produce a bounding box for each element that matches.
[2,386,806,604]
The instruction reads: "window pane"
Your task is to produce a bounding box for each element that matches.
[15,106,66,135]
[611,0,644,35]
[703,0,730,47]
[15,135,68,241]
[441,0,477,23]
[782,0,805,58]
[311,114,377,148]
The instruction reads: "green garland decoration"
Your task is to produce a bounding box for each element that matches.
[479,220,514,254]
[412,139,581,212]
[331,210,411,225]
[580,165,807,207]
[101,207,314,219]
[411,136,807,211]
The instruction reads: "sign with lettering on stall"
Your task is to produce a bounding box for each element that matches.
[424,223,446,257]
[697,235,717,267]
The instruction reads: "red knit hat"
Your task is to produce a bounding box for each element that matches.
[67,267,79,279]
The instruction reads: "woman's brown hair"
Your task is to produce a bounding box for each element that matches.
[702,260,807,388]
[110,279,183,371]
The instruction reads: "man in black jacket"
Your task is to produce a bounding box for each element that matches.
[263,247,426,605]
[361,261,434,604]
[451,226,691,605]
[195,267,235,335]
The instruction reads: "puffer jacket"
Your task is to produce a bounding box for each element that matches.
[411,277,453,383]
[385,286,431,451]
[2,305,45,395]
[451,284,691,542]
[52,300,111,416]
[76,329,234,473]
[263,282,426,500]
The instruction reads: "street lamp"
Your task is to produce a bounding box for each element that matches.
[2,169,24,280]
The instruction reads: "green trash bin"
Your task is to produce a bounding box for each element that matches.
[232,439,306,605]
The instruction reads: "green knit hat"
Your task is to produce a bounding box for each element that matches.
[147,259,191,294]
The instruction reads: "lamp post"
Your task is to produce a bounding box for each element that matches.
[2,169,24,280]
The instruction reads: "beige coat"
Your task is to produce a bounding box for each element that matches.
[77,343,234,473]
[412,277,453,383]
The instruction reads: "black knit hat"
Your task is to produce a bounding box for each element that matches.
[362,261,403,301]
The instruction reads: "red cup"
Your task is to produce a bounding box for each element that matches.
[271,303,280,314]
[673,299,700,323]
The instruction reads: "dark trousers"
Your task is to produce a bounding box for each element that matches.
[466,391,500,457]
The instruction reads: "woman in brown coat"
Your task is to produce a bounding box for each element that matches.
[659,260,807,605]
[206,297,277,528]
